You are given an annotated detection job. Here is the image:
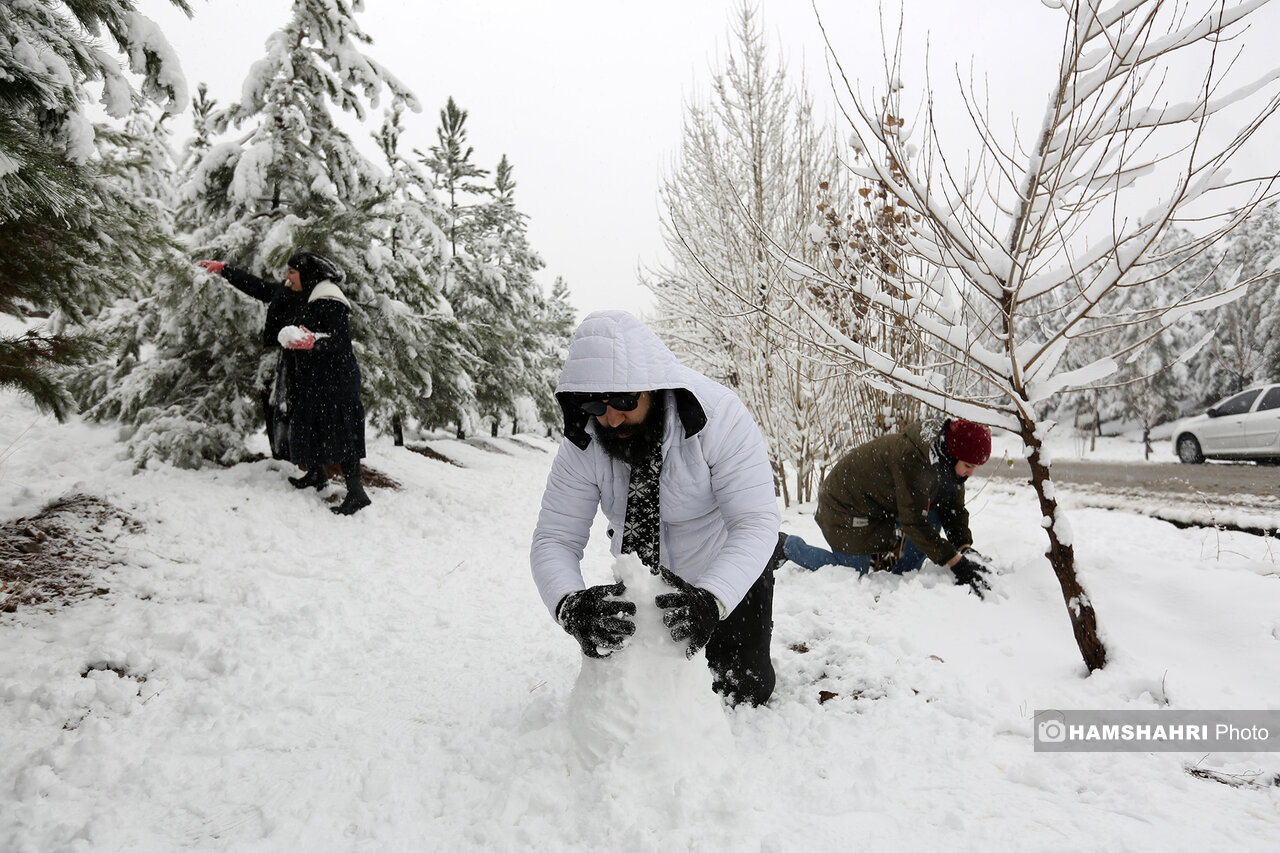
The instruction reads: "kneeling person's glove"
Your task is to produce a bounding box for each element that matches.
[654,567,720,659]
[961,547,993,568]
[951,555,992,599]
[557,583,636,658]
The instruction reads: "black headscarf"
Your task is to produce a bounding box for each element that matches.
[286,252,344,291]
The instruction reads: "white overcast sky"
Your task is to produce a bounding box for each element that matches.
[137,0,1275,320]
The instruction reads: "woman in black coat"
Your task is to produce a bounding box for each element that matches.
[198,251,371,515]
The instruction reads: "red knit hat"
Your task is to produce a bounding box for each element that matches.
[944,419,991,465]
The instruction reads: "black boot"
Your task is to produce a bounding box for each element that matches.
[289,466,329,490]
[332,459,371,515]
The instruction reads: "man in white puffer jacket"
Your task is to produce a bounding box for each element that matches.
[531,310,783,706]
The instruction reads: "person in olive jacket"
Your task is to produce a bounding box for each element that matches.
[783,417,992,596]
[197,252,371,515]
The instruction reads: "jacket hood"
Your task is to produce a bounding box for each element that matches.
[555,310,708,449]
[903,417,952,466]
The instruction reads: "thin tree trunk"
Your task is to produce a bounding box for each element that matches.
[999,57,1107,672]
[1021,420,1107,672]
[772,459,790,508]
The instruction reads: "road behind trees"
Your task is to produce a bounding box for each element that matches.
[981,458,1279,535]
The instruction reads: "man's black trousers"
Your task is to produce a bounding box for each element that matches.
[705,532,784,707]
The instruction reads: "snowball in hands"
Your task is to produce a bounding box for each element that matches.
[277,325,327,349]
[567,554,733,775]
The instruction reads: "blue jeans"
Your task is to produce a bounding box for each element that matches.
[783,508,941,575]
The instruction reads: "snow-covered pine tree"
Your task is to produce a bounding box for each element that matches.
[466,154,552,437]
[64,110,191,416]
[421,102,558,438]
[368,102,474,441]
[73,100,267,467]
[69,87,235,462]
[531,276,579,433]
[1186,204,1280,403]
[1260,265,1280,386]
[419,97,490,261]
[24,114,187,424]
[419,97,490,438]
[0,0,188,418]
[115,110,182,247]
[1124,336,1189,459]
[180,83,219,178]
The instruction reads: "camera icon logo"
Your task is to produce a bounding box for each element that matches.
[1038,718,1067,743]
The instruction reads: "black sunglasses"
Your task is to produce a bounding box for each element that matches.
[578,393,642,417]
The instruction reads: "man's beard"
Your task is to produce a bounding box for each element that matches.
[595,399,666,466]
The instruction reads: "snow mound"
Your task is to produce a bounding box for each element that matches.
[568,554,734,776]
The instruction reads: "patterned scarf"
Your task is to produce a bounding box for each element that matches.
[621,435,663,573]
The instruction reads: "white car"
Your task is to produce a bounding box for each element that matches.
[1172,383,1280,463]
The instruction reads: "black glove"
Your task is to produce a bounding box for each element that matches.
[654,567,720,658]
[962,547,993,568]
[951,555,992,599]
[556,583,636,658]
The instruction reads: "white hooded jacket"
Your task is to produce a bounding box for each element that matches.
[530,311,781,618]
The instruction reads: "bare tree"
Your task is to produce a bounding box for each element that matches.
[647,2,860,506]
[813,102,932,438]
[751,0,1280,671]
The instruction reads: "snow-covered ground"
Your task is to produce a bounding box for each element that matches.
[2,392,1279,852]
